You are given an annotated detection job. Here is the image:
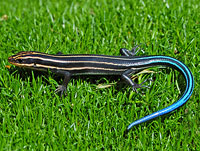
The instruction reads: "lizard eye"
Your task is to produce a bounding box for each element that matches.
[16,59,23,63]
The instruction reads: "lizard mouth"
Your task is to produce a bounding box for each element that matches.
[8,55,17,64]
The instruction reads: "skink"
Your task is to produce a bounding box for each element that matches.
[8,47,194,131]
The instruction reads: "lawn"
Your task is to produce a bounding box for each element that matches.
[0,0,199,150]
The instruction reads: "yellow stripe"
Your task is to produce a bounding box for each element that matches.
[17,51,135,60]
[17,56,132,67]
[18,63,127,71]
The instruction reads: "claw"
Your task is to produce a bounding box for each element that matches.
[130,44,142,55]
[55,85,67,96]
[132,78,153,92]
[120,44,144,57]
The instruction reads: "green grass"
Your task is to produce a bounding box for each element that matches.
[0,0,200,150]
